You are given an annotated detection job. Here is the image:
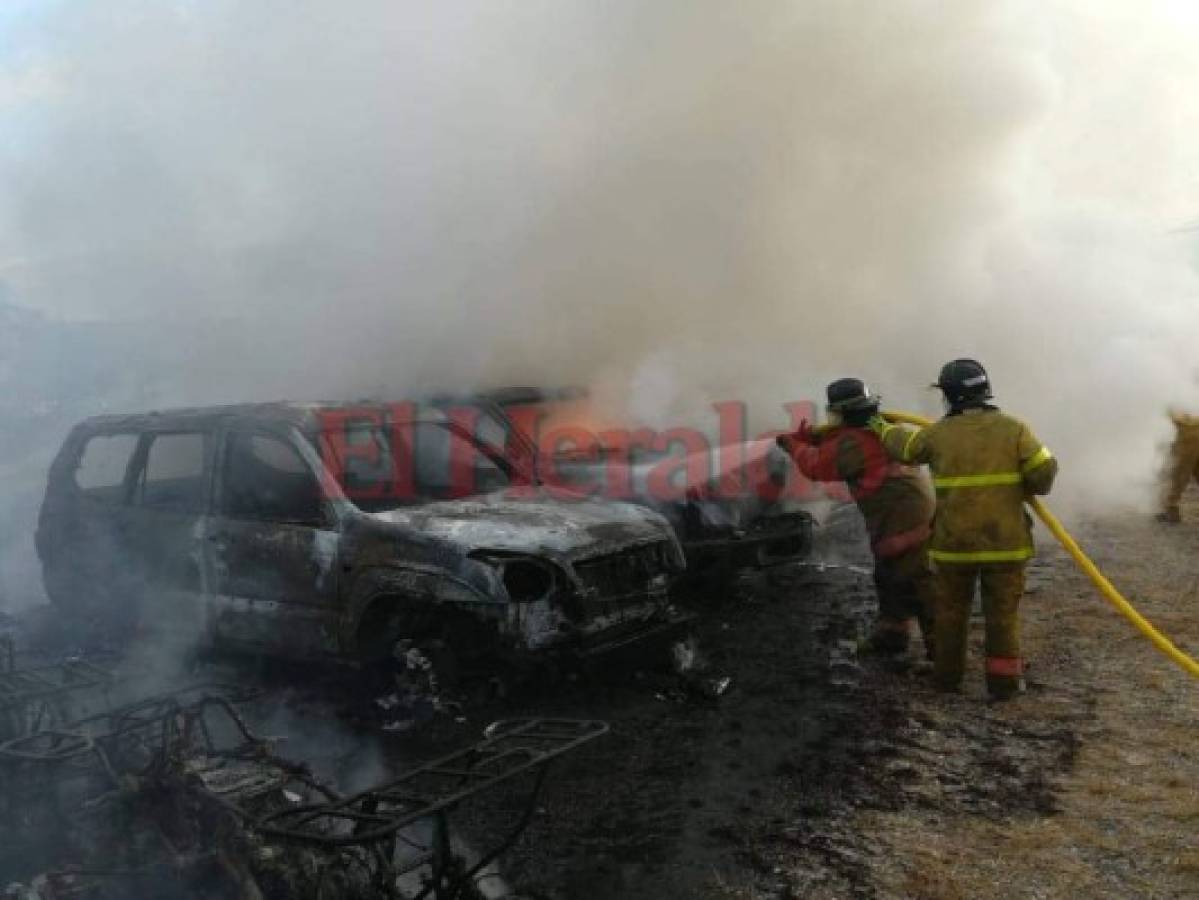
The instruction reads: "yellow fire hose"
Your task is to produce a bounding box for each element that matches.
[881,410,1199,678]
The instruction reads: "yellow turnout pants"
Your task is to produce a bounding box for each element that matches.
[932,563,1026,697]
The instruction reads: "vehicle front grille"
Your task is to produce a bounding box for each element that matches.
[747,510,812,535]
[573,542,670,601]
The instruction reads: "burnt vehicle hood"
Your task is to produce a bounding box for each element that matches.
[366,491,672,558]
[554,437,803,530]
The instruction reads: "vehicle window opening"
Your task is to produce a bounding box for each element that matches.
[133,432,210,513]
[74,433,140,503]
[222,433,324,524]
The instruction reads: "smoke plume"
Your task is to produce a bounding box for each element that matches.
[1,0,1198,537]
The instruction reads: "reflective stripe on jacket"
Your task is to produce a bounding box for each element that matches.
[877,408,1057,564]
[784,426,935,560]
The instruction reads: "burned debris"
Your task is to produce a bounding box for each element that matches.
[10,396,842,899]
[0,654,119,743]
[256,719,608,898]
[1,673,607,900]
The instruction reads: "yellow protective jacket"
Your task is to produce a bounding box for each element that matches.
[877,408,1057,565]
[1168,409,1199,441]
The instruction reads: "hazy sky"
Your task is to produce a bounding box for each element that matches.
[1,1,1198,512]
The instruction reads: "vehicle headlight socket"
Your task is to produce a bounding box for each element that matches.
[470,553,558,604]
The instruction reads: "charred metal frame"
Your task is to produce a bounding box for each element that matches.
[0,682,260,787]
[3,684,607,900]
[0,681,338,898]
[0,656,118,741]
[257,717,608,899]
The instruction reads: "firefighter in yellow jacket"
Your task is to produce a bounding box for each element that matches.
[777,378,936,657]
[1158,409,1199,523]
[869,359,1058,699]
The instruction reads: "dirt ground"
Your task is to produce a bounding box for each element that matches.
[3,498,1196,899]
[850,502,1199,900]
[445,501,1198,899]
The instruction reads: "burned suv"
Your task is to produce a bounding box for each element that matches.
[36,403,686,665]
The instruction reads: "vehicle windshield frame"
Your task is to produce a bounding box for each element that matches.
[309,414,526,509]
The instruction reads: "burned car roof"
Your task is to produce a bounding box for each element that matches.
[69,400,454,434]
[72,401,323,432]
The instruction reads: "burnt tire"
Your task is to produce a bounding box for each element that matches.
[355,597,443,664]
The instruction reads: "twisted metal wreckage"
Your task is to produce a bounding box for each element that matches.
[0,670,605,899]
[0,645,120,743]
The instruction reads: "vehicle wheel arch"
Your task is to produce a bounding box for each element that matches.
[343,565,503,663]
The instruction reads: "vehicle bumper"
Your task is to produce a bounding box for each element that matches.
[683,513,813,571]
[575,611,694,660]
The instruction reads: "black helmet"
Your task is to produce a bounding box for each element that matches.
[826,377,880,414]
[933,358,992,404]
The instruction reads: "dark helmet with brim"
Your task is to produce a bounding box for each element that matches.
[933,358,992,404]
[826,377,881,414]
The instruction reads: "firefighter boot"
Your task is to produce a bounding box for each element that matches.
[1157,506,1182,524]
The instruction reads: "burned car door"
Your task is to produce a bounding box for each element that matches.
[204,426,341,656]
[124,430,214,636]
[38,430,143,618]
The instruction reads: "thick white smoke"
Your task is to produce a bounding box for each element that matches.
[1,0,1198,525]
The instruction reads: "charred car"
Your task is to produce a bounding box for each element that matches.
[429,387,816,582]
[35,403,687,666]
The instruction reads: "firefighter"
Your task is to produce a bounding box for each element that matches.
[869,359,1057,700]
[777,378,936,659]
[1157,409,1199,523]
